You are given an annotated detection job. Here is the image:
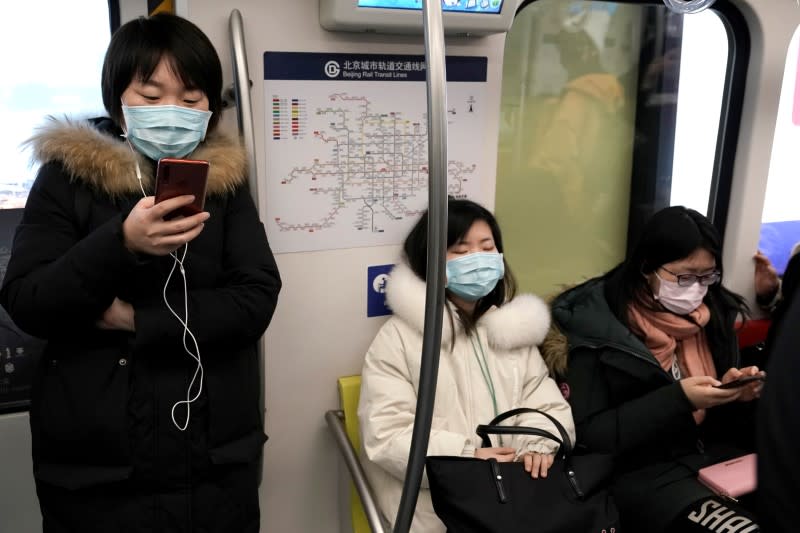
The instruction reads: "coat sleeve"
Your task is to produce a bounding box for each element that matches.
[514,346,576,456]
[359,321,474,485]
[0,162,140,338]
[567,347,696,455]
[132,185,281,348]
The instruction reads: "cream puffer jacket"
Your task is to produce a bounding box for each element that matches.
[358,263,575,532]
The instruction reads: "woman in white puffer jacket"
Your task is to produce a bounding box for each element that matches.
[358,199,575,532]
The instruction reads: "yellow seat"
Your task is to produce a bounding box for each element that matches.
[327,375,387,532]
[337,375,370,533]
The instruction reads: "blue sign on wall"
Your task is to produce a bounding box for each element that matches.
[367,264,394,317]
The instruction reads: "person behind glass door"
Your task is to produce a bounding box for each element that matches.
[358,198,575,532]
[527,29,627,266]
[0,14,281,533]
[548,206,762,533]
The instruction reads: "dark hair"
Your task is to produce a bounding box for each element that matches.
[403,199,517,340]
[604,206,749,370]
[555,29,603,79]
[101,13,223,132]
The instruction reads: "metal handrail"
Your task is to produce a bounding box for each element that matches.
[393,1,449,532]
[325,410,390,533]
[229,9,259,204]
[228,10,266,482]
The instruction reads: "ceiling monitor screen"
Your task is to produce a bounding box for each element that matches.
[357,0,504,14]
[321,0,515,35]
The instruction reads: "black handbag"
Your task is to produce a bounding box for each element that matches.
[426,408,620,533]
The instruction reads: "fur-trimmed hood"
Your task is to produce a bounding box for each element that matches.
[540,323,570,378]
[25,116,247,197]
[385,262,551,351]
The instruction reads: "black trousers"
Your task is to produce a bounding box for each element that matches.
[37,462,260,533]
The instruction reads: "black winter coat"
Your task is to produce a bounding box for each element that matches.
[764,251,800,358]
[551,277,755,532]
[0,117,281,532]
[758,294,800,533]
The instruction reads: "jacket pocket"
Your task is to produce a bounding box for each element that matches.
[205,344,267,464]
[32,347,132,488]
[209,430,268,465]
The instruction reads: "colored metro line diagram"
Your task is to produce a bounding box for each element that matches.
[264,52,487,253]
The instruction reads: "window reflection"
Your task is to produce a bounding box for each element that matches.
[759,25,800,275]
[0,1,109,209]
[496,0,729,296]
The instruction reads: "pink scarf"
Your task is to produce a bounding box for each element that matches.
[628,303,715,424]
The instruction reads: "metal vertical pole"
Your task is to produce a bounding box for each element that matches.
[392,0,448,531]
[228,11,267,489]
[229,9,259,204]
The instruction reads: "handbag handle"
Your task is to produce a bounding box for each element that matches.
[476,408,592,499]
[475,407,573,458]
[488,407,573,451]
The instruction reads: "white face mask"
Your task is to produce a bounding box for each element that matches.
[654,273,708,315]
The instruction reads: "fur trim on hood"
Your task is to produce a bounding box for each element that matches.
[25,116,247,198]
[540,324,569,377]
[537,288,575,378]
[385,262,551,351]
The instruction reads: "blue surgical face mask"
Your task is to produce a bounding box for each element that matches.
[121,102,212,161]
[446,252,505,302]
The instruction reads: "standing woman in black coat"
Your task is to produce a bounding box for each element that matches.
[550,207,762,533]
[0,14,281,533]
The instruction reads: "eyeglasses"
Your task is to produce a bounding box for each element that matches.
[660,266,721,287]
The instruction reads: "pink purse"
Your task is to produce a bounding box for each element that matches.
[698,453,757,501]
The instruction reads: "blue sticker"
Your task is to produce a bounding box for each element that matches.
[368,264,394,317]
[758,220,800,275]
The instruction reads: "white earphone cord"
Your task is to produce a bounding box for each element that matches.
[164,243,204,431]
[132,158,203,431]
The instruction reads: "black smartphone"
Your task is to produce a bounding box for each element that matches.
[154,158,210,219]
[714,375,766,389]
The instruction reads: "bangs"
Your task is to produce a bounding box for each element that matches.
[134,53,201,92]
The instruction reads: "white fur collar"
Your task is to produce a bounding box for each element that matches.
[385,262,551,350]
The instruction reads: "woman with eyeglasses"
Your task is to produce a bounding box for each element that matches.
[548,206,762,533]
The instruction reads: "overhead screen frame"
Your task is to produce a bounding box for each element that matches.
[319,0,518,36]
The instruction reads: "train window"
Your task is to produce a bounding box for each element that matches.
[0,1,112,413]
[758,25,800,275]
[1,1,110,208]
[495,0,742,296]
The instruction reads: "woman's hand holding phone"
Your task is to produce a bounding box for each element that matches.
[680,376,741,409]
[123,195,210,256]
[718,366,766,402]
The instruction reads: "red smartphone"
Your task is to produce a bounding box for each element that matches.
[154,158,210,219]
[714,375,766,389]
